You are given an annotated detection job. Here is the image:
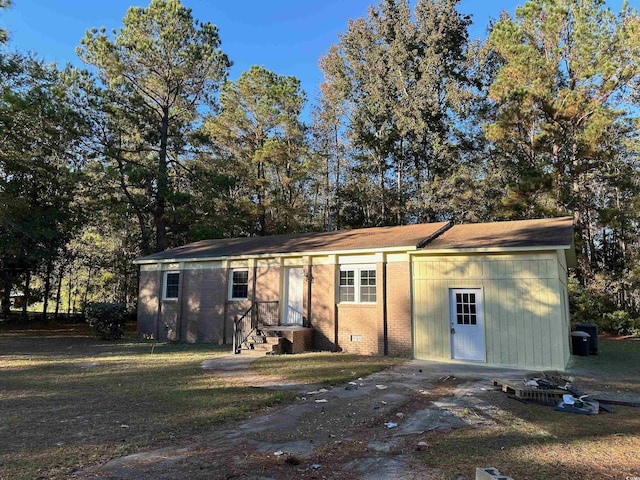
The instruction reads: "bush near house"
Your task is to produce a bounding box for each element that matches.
[86,302,128,340]
[569,275,640,336]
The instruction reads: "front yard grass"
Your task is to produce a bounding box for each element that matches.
[422,336,640,480]
[0,325,398,480]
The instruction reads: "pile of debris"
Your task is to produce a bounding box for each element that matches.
[492,371,612,415]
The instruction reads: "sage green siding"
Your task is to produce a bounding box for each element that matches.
[413,251,570,370]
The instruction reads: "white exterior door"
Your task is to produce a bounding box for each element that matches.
[450,288,485,361]
[284,267,304,325]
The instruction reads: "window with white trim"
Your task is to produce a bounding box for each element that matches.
[163,271,180,300]
[339,265,377,304]
[229,269,249,300]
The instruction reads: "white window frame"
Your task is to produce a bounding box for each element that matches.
[229,269,249,300]
[162,271,180,300]
[338,264,377,304]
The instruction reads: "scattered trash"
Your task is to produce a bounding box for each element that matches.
[380,400,387,405]
[274,451,284,456]
[493,371,617,414]
[417,441,429,447]
[555,394,599,415]
[419,389,430,395]
[315,399,328,403]
[311,464,322,470]
[396,412,404,419]
[120,424,129,428]
[348,381,358,385]
[376,384,388,390]
[384,422,398,428]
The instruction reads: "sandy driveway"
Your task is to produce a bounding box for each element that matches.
[74,356,532,480]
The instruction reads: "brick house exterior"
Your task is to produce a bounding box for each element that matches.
[134,218,575,369]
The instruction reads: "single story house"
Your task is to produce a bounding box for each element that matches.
[133,217,575,370]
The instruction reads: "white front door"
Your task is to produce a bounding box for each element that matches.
[450,288,485,361]
[284,267,304,325]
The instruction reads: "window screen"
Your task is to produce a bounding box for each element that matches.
[164,272,179,299]
[339,270,355,302]
[231,270,249,299]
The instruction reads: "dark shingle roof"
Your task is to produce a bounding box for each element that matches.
[425,217,573,250]
[135,222,451,262]
[134,217,574,263]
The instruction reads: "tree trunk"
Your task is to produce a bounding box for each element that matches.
[42,257,53,321]
[155,107,170,253]
[54,262,64,321]
[21,270,30,319]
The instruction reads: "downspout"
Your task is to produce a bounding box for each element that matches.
[222,267,229,344]
[156,268,162,341]
[306,263,313,328]
[383,259,388,356]
[252,260,258,325]
[175,267,185,341]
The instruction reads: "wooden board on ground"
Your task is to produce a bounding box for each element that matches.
[492,378,567,405]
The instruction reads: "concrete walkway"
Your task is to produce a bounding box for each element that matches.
[74,356,533,480]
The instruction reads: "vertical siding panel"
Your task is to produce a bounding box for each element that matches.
[499,279,510,365]
[541,278,552,365]
[506,279,517,365]
[533,280,544,367]
[435,278,444,358]
[484,281,494,365]
[523,279,534,367]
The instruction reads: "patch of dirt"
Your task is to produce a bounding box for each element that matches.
[73,362,512,480]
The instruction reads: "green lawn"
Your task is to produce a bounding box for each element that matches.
[0,325,399,480]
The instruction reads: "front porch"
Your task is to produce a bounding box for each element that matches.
[233,301,314,355]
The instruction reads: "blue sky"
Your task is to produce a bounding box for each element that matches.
[0,0,625,103]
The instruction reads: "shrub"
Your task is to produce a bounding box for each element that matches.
[85,302,128,340]
[601,310,640,336]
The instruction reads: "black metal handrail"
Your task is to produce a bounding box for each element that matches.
[233,301,279,353]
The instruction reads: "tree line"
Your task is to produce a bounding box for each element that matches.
[1,0,639,331]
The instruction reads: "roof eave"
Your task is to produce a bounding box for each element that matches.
[412,245,573,255]
[132,244,421,265]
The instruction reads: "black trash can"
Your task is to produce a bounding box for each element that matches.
[571,331,590,356]
[575,322,598,355]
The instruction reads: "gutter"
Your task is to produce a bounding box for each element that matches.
[132,245,429,266]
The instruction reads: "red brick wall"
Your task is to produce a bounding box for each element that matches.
[337,263,384,355]
[180,268,228,343]
[255,265,281,301]
[137,269,160,340]
[309,264,336,351]
[385,261,413,357]
[337,303,382,355]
